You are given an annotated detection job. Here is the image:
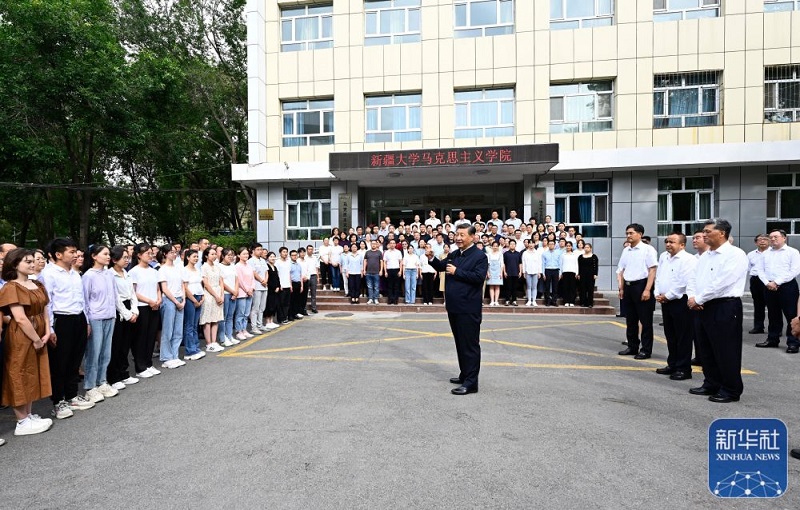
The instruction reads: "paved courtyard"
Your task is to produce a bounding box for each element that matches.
[1,310,798,509]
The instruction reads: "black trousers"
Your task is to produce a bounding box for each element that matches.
[422,273,435,303]
[48,312,88,404]
[578,272,594,306]
[561,272,577,304]
[448,312,482,389]
[290,282,303,317]
[749,275,766,330]
[662,296,692,372]
[348,274,362,299]
[107,310,136,384]
[504,275,520,302]
[543,269,559,304]
[696,298,743,398]
[300,280,309,311]
[319,262,330,287]
[277,288,291,322]
[132,307,159,374]
[386,268,401,304]
[622,279,655,355]
[765,278,800,347]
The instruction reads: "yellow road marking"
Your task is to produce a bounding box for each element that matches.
[218,321,298,357]
[233,334,434,356]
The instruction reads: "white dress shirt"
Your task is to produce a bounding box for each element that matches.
[617,242,658,281]
[522,247,543,275]
[318,244,332,265]
[40,263,87,330]
[757,244,800,286]
[654,249,697,301]
[113,268,139,321]
[687,241,749,305]
[747,249,765,277]
[560,251,580,274]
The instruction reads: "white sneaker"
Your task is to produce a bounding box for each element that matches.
[206,342,224,353]
[236,332,247,340]
[121,376,140,385]
[29,414,53,428]
[68,395,95,411]
[52,400,73,420]
[221,338,234,347]
[15,417,51,436]
[230,336,241,344]
[161,359,180,369]
[97,383,119,398]
[136,370,153,379]
[85,388,105,403]
[146,366,161,375]
[265,322,279,329]
[243,331,255,338]
[175,359,186,367]
[259,325,269,332]
[111,381,126,391]
[185,351,207,360]
[295,313,304,319]
[531,300,539,307]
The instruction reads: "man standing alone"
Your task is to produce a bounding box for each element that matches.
[426,225,488,395]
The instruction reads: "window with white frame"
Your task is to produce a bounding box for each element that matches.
[653,0,719,21]
[554,181,609,237]
[280,5,333,52]
[550,82,613,133]
[454,0,514,38]
[653,72,720,128]
[282,99,334,147]
[657,176,714,236]
[767,173,800,234]
[365,0,420,46]
[286,188,332,241]
[455,88,514,138]
[765,65,800,123]
[550,0,614,30]
[764,0,800,12]
[365,93,422,142]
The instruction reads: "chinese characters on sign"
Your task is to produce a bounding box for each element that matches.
[368,148,514,169]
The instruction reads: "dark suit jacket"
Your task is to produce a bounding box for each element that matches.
[428,244,488,314]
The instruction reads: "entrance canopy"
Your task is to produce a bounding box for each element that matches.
[329,144,558,187]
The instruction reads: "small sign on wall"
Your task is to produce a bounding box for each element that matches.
[531,188,546,223]
[258,209,274,221]
[338,194,352,232]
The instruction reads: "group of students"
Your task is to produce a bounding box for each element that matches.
[314,209,600,307]
[0,237,293,442]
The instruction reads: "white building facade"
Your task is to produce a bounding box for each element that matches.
[233,0,800,289]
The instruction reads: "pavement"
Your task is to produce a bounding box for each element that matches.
[0,305,798,509]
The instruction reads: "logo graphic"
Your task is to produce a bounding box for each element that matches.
[709,418,788,498]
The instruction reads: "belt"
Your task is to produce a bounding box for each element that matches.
[624,278,647,286]
[704,297,740,306]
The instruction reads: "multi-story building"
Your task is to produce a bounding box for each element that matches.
[232,0,800,289]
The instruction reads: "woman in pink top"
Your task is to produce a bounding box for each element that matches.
[234,247,255,340]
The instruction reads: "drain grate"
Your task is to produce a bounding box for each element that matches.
[325,312,354,318]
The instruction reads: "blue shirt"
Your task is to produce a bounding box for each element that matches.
[542,249,563,270]
[289,261,303,282]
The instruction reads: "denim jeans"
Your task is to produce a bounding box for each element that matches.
[160,297,185,361]
[85,318,115,389]
[235,296,252,331]
[526,274,539,301]
[404,269,418,303]
[366,273,380,301]
[183,295,203,356]
[330,265,341,289]
[218,294,235,341]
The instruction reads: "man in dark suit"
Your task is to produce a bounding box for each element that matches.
[426,224,488,395]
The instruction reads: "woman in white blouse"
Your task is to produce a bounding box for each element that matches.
[107,246,140,390]
[157,245,187,369]
[559,241,581,307]
[182,249,206,360]
[128,243,162,379]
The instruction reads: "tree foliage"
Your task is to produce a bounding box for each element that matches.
[0,0,251,248]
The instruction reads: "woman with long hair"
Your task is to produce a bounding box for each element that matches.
[129,243,162,379]
[234,247,255,340]
[181,249,206,360]
[0,248,54,435]
[487,241,504,306]
[81,244,119,403]
[217,248,239,347]
[263,251,280,329]
[199,247,225,352]
[577,243,599,308]
[157,245,187,369]
[560,241,580,307]
[107,246,140,390]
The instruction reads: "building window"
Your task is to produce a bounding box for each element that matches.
[657,176,714,236]
[653,0,719,21]
[554,180,609,237]
[282,99,334,147]
[550,0,614,30]
[455,88,514,138]
[365,0,420,46]
[365,93,422,143]
[653,72,720,128]
[286,188,332,241]
[767,174,800,234]
[281,5,333,52]
[764,0,800,11]
[454,0,514,38]
[549,82,613,133]
[765,65,800,123]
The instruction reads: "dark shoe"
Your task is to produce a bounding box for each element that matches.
[790,449,800,460]
[709,393,739,403]
[669,371,692,380]
[451,386,478,395]
[755,340,780,348]
[787,345,799,354]
[618,348,637,356]
[616,314,625,318]
[311,309,318,314]
[449,377,463,385]
[689,386,717,396]
[504,300,510,306]
[748,327,765,334]
[655,366,675,375]
[301,311,309,316]
[691,357,701,366]
[621,341,628,345]
[511,301,518,306]
[658,322,664,326]
[634,352,651,360]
